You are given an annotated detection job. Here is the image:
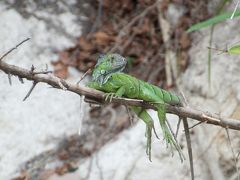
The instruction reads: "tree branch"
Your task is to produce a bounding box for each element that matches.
[0,60,240,130]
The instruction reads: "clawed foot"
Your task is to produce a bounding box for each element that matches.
[145,124,152,161]
[161,126,184,161]
[145,121,159,139]
[145,121,159,161]
[162,127,175,149]
[104,93,118,102]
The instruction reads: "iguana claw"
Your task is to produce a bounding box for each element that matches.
[145,120,159,161]
[104,93,118,102]
[145,123,152,161]
[152,123,159,139]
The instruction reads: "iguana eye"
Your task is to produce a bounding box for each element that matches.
[100,70,106,74]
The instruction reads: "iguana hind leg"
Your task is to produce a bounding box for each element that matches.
[156,104,184,160]
[130,106,158,161]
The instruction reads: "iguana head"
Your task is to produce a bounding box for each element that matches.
[92,54,127,85]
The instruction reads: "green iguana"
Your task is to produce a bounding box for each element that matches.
[87,54,194,179]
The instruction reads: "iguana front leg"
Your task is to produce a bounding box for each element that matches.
[104,86,125,102]
[130,106,159,162]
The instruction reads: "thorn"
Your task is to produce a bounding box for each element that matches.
[8,73,12,86]
[187,121,204,130]
[77,68,91,85]
[23,81,37,101]
[31,65,35,73]
[18,77,24,84]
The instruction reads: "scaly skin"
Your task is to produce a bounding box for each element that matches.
[88,72,181,105]
[87,54,185,161]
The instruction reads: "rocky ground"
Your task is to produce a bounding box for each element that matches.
[0,1,239,180]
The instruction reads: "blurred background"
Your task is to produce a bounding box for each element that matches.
[0,0,240,179]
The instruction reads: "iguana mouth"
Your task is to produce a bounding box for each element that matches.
[92,53,127,85]
[95,65,125,85]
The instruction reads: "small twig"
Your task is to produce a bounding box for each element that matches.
[178,90,194,180]
[182,118,194,180]
[179,90,188,107]
[87,0,103,37]
[124,105,134,125]
[188,121,205,130]
[207,46,227,54]
[237,152,240,160]
[109,1,158,53]
[231,0,240,19]
[77,68,91,85]
[176,88,187,136]
[0,38,30,61]
[119,31,137,54]
[225,128,240,180]
[175,118,181,138]
[23,81,38,101]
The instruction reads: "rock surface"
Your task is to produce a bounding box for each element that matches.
[0,1,85,179]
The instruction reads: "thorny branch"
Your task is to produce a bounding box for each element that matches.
[0,58,240,131]
[0,38,240,133]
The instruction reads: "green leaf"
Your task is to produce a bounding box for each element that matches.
[228,44,240,54]
[187,10,240,32]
